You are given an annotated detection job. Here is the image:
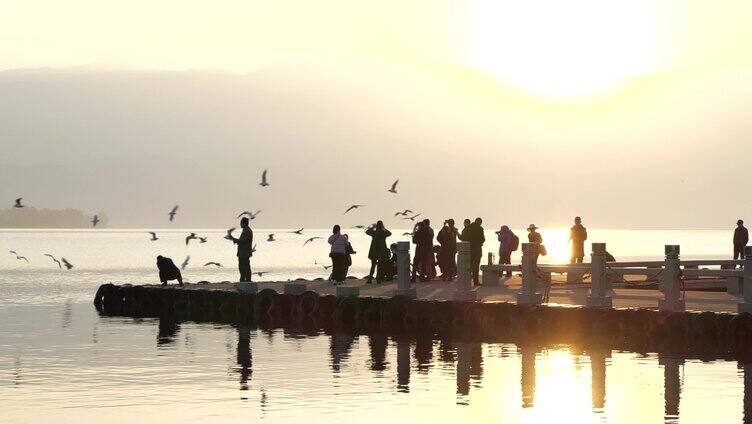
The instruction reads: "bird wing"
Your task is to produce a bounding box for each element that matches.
[171,205,179,213]
[61,258,72,268]
[261,169,267,183]
[9,250,17,255]
[44,253,54,259]
[15,198,22,206]
[391,179,399,190]
[53,259,61,268]
[344,205,355,214]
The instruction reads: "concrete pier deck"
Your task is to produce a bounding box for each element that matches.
[146,276,742,313]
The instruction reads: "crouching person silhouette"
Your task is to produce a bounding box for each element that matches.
[156,255,184,286]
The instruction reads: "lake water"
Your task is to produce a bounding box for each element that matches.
[1,229,748,423]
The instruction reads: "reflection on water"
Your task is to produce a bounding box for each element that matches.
[2,303,752,423]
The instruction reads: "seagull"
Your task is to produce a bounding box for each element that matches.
[403,213,422,221]
[251,243,257,253]
[353,225,365,229]
[402,232,413,236]
[321,264,332,270]
[303,236,322,246]
[344,204,365,214]
[14,198,24,208]
[168,205,179,222]
[267,234,275,242]
[8,250,28,262]
[224,227,236,240]
[180,256,190,270]
[259,169,269,187]
[203,262,222,267]
[290,228,304,235]
[237,210,260,220]
[198,237,207,243]
[61,258,73,270]
[91,214,99,227]
[185,232,198,245]
[388,179,399,194]
[254,271,268,277]
[394,209,413,217]
[44,253,62,268]
[148,232,159,241]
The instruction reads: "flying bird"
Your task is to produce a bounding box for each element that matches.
[91,215,99,227]
[168,205,179,222]
[254,271,268,277]
[344,204,365,214]
[148,232,159,241]
[321,264,332,270]
[237,210,261,220]
[290,228,304,235]
[185,232,198,245]
[303,236,322,246]
[180,256,190,270]
[251,243,257,253]
[402,232,413,236]
[14,198,24,208]
[403,213,422,221]
[8,250,28,262]
[394,209,413,217]
[44,253,62,268]
[388,179,399,194]
[267,234,275,242]
[61,258,73,270]
[353,225,365,229]
[259,169,269,187]
[198,237,207,243]
[203,262,222,267]
[224,227,236,240]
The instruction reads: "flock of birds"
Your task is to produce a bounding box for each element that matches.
[9,170,420,279]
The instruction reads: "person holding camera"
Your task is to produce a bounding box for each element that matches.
[365,220,391,284]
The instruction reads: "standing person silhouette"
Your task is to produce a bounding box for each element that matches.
[437,219,460,280]
[496,225,518,277]
[734,219,749,260]
[569,216,588,263]
[467,218,485,286]
[328,225,349,284]
[365,220,391,284]
[230,217,254,282]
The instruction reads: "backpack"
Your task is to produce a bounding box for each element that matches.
[510,233,520,251]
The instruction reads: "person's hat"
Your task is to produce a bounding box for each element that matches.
[527,224,538,231]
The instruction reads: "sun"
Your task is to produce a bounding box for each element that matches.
[471,0,660,100]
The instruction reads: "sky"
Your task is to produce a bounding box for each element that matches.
[1,0,751,229]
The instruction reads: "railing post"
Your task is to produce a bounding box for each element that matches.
[586,243,612,308]
[659,245,685,312]
[737,246,752,313]
[517,243,542,305]
[393,241,417,298]
[453,242,478,301]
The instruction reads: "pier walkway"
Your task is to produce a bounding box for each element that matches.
[145,277,741,313]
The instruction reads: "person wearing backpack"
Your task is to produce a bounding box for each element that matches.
[496,225,518,277]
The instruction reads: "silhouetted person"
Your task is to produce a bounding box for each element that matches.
[328,225,349,283]
[496,225,518,277]
[464,218,485,285]
[411,219,434,281]
[365,220,391,284]
[527,224,544,263]
[735,219,749,260]
[329,333,355,373]
[569,216,588,263]
[229,217,254,282]
[156,255,183,286]
[437,219,459,280]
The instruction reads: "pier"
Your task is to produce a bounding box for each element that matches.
[93,243,752,360]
